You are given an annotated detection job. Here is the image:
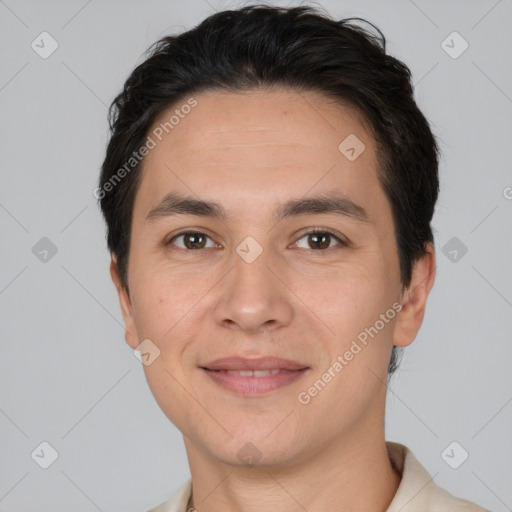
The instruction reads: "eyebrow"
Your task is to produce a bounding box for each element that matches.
[145,191,372,224]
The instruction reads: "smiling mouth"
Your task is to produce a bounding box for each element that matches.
[212,369,282,376]
[201,367,309,395]
[201,355,308,372]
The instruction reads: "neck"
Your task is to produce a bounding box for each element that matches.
[184,417,401,512]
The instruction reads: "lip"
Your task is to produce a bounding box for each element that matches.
[202,356,308,371]
[200,356,309,396]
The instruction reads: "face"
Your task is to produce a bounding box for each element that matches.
[112,87,435,468]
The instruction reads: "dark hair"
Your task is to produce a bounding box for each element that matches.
[98,4,440,376]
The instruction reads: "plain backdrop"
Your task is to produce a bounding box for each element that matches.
[1,0,511,511]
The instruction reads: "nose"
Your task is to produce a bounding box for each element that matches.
[212,244,294,334]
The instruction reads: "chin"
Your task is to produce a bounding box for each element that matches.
[212,432,303,468]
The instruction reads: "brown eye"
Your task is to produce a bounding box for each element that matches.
[169,232,215,250]
[309,232,330,249]
[295,230,346,250]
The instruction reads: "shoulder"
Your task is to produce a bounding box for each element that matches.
[385,442,489,512]
[147,479,192,512]
[428,484,489,511]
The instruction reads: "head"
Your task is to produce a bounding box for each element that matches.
[98,5,438,466]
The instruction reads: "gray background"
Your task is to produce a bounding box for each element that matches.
[1,0,511,511]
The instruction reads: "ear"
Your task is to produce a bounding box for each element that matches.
[393,243,436,348]
[110,255,139,350]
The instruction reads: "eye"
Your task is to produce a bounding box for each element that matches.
[168,231,218,250]
[295,229,347,251]
[166,229,348,251]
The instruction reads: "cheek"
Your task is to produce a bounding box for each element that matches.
[294,251,390,323]
[130,272,188,347]
[142,360,194,435]
[293,254,398,366]
[132,274,197,426]
[129,266,216,374]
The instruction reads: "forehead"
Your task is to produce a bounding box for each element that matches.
[135,87,385,221]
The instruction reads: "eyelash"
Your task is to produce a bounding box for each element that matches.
[166,228,348,252]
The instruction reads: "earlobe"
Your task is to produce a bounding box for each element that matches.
[110,256,140,350]
[393,243,436,348]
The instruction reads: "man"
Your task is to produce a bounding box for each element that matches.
[97,5,488,511]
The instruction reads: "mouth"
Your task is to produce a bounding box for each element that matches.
[220,369,283,377]
[200,356,309,395]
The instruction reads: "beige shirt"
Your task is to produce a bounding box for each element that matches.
[148,442,489,512]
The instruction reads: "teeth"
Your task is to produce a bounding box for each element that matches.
[226,369,281,377]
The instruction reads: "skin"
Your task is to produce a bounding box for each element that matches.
[110,87,436,512]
